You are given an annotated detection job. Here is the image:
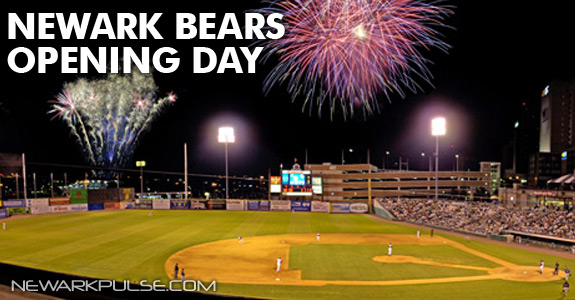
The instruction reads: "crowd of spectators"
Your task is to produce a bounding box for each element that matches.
[380,198,575,240]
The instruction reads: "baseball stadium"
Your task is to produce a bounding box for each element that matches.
[2,2,575,300]
[0,162,573,300]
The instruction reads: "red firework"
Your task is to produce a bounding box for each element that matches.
[259,0,453,117]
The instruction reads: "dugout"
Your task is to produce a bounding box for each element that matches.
[502,230,575,251]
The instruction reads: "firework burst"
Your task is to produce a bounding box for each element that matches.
[49,70,175,176]
[257,0,453,118]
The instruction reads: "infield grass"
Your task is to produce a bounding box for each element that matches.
[0,210,573,300]
[290,244,489,281]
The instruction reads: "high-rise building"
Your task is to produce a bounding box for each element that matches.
[539,79,575,153]
[530,79,575,187]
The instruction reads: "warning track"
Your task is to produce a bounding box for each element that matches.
[165,233,563,286]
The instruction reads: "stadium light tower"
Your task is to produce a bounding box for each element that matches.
[136,160,146,196]
[431,117,446,201]
[218,127,235,199]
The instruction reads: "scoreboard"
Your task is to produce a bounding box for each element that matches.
[281,170,312,196]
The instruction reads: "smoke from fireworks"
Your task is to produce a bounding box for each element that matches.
[257,0,453,118]
[49,70,176,175]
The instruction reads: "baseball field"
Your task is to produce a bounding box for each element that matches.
[0,210,573,300]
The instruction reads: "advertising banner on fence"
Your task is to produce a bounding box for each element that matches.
[2,200,27,208]
[104,202,121,210]
[50,205,71,214]
[259,200,270,211]
[190,201,206,210]
[88,203,105,211]
[290,200,311,212]
[49,198,70,206]
[8,207,29,216]
[270,200,291,211]
[170,199,190,210]
[123,202,136,209]
[28,198,49,207]
[349,203,369,214]
[69,189,88,204]
[70,204,89,212]
[226,200,245,211]
[119,188,135,201]
[330,203,350,213]
[135,200,153,209]
[31,206,50,215]
[247,201,260,211]
[153,199,171,210]
[0,209,7,218]
[311,201,330,213]
[208,200,226,210]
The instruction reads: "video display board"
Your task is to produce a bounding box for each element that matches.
[281,170,312,196]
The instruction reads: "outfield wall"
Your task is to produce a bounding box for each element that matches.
[0,193,368,217]
[0,188,137,217]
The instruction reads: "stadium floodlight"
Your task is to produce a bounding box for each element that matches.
[218,127,235,199]
[431,117,446,136]
[218,127,235,143]
[431,117,446,201]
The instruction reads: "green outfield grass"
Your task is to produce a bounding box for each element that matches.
[0,210,573,300]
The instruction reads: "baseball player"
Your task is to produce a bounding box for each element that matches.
[388,243,393,256]
[564,281,570,296]
[238,236,244,244]
[540,260,544,274]
[565,267,571,281]
[317,233,320,242]
[276,257,282,273]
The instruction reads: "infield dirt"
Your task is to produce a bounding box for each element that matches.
[165,233,563,286]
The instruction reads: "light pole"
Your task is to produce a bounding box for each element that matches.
[385,151,390,170]
[184,143,188,199]
[432,117,446,201]
[218,127,235,199]
[136,160,146,196]
[455,154,460,171]
[421,152,426,171]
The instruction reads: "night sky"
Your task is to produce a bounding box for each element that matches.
[1,1,575,181]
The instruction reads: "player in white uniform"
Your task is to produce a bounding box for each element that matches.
[317,233,320,242]
[540,260,544,274]
[388,243,393,256]
[276,257,282,273]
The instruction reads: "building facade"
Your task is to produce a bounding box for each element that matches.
[305,163,491,202]
[530,79,575,187]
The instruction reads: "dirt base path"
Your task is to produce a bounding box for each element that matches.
[165,233,564,287]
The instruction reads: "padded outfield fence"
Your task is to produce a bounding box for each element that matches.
[0,188,372,218]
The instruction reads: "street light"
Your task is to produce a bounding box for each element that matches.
[431,117,446,201]
[218,127,235,199]
[385,151,390,170]
[136,160,146,196]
